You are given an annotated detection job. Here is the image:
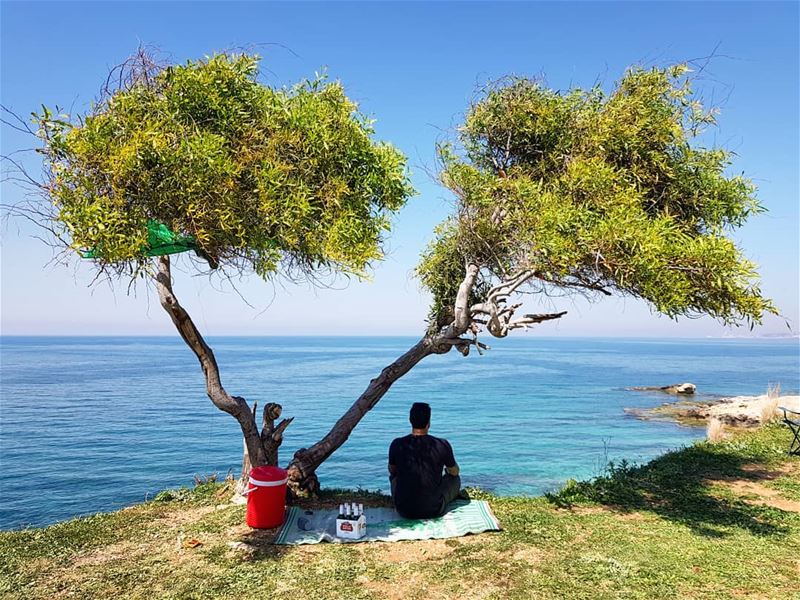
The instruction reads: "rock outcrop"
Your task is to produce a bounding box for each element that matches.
[627,394,800,428]
[629,382,697,395]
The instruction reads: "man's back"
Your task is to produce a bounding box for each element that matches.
[389,433,456,517]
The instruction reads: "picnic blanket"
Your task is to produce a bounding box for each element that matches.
[274,499,500,545]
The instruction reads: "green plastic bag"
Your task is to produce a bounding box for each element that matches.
[82,220,196,259]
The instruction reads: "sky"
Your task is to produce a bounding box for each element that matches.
[1,1,798,337]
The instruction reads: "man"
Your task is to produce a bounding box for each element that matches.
[388,402,462,518]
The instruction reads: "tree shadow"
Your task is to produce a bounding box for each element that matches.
[236,526,291,561]
[546,434,796,538]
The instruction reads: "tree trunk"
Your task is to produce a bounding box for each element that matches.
[285,263,481,496]
[154,256,291,479]
[235,402,293,495]
[286,337,437,495]
[236,438,254,497]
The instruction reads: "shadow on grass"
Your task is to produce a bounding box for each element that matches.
[545,426,796,538]
[236,527,292,561]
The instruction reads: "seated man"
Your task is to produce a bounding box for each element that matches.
[388,402,462,518]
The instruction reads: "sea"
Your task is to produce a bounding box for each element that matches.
[1,336,798,530]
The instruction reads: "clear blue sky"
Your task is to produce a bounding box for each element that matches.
[1,1,798,337]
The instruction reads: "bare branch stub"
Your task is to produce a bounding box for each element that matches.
[257,402,292,465]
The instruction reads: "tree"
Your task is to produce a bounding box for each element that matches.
[286,64,775,494]
[9,57,776,497]
[14,50,414,473]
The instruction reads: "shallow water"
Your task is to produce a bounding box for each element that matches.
[1,336,798,529]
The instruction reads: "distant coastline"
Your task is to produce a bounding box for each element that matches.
[715,332,800,340]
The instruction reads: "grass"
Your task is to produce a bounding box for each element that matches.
[706,417,727,442]
[760,383,782,424]
[1,423,799,600]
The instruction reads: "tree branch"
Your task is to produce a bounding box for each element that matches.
[507,311,568,331]
[272,418,294,442]
[443,261,481,338]
[286,262,563,495]
[287,337,435,494]
[154,255,265,465]
[469,269,566,337]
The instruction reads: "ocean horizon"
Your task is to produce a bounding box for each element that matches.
[1,335,798,530]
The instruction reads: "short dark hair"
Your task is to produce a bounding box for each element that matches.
[409,402,431,429]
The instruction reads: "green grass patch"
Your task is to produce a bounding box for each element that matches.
[2,423,798,600]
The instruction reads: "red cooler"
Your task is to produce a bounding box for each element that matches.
[245,465,288,528]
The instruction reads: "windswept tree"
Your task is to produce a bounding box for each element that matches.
[8,56,775,497]
[11,51,413,472]
[286,64,775,494]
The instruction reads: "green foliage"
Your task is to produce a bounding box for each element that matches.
[419,65,774,326]
[152,487,193,503]
[546,421,792,510]
[36,53,414,279]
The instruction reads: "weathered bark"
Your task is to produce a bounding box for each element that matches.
[444,262,481,338]
[237,438,254,497]
[236,402,294,495]
[154,256,291,474]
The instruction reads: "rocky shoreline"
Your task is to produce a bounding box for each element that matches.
[626,393,800,427]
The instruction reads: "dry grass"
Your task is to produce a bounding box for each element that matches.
[760,383,782,424]
[706,417,727,442]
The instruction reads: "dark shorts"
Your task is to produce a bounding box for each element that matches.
[390,474,461,518]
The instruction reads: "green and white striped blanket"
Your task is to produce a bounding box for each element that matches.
[274,500,501,545]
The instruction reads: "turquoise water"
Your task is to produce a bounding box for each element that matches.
[1,336,798,530]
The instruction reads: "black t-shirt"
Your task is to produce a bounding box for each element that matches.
[388,434,456,516]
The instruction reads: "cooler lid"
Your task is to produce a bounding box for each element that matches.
[249,465,288,484]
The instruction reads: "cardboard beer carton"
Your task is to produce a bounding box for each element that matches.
[335,514,366,540]
[336,504,367,540]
